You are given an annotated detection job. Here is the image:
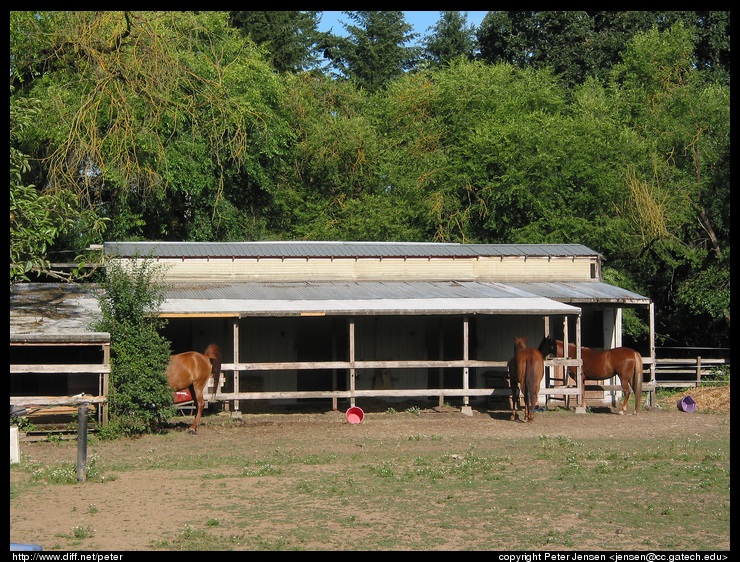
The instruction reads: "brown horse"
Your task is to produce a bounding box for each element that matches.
[538,337,643,414]
[167,344,222,433]
[509,336,545,422]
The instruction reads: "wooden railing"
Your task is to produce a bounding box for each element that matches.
[9,354,728,425]
[653,357,729,388]
[9,364,110,426]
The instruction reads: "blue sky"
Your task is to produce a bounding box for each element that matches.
[317,11,489,42]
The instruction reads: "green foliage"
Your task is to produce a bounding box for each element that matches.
[320,11,420,92]
[10,414,35,432]
[477,11,730,88]
[21,454,106,485]
[228,11,324,73]
[92,258,175,436]
[10,89,108,284]
[675,262,730,320]
[8,11,730,348]
[421,11,478,68]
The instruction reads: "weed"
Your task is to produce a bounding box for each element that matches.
[72,525,95,539]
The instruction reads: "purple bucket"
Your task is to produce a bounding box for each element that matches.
[677,395,697,413]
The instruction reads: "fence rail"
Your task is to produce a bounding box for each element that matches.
[10,355,728,425]
[653,357,728,389]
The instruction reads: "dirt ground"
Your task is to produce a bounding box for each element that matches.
[10,387,730,551]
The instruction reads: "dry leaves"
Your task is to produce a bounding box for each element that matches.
[657,385,730,414]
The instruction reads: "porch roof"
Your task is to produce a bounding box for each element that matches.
[158,280,581,317]
[11,281,584,338]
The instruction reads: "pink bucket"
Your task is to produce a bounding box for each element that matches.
[345,406,364,424]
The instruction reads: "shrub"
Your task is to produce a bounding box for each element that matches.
[92,257,175,436]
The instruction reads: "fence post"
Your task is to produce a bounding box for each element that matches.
[77,403,88,483]
[696,357,702,386]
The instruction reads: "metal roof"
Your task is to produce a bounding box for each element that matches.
[157,279,649,312]
[163,280,545,300]
[507,281,650,306]
[103,241,600,259]
[158,280,581,317]
[12,274,656,337]
[10,281,582,338]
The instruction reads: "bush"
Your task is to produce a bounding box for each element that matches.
[92,257,175,436]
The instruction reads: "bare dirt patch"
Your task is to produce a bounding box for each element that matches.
[11,390,730,552]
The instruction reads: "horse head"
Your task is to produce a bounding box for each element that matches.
[513,336,528,352]
[538,336,557,358]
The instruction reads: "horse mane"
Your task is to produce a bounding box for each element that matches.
[203,344,222,400]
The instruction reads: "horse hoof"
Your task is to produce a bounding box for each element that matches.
[188,428,198,434]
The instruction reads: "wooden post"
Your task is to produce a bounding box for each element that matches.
[349,318,356,407]
[232,318,240,413]
[696,357,702,386]
[77,403,88,483]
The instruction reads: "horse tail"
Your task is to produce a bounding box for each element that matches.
[204,344,222,401]
[525,352,541,416]
[525,358,534,413]
[634,351,643,414]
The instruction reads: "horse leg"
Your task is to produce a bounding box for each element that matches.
[509,358,519,421]
[190,384,203,434]
[511,383,520,421]
[618,374,631,415]
[525,385,535,422]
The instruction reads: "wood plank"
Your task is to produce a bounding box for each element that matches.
[10,395,107,406]
[11,364,110,374]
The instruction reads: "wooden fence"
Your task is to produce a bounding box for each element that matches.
[9,353,728,429]
[653,356,728,388]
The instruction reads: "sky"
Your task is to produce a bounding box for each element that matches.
[317,11,489,43]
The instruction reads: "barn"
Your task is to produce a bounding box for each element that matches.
[10,241,656,423]
[105,241,656,414]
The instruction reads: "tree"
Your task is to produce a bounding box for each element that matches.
[320,11,419,92]
[421,11,478,68]
[10,89,108,284]
[10,11,291,243]
[478,11,731,88]
[228,11,325,73]
[609,23,730,344]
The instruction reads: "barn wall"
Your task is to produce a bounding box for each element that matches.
[473,315,546,391]
[355,316,429,390]
[133,255,596,283]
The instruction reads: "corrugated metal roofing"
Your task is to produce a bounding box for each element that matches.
[507,281,650,305]
[10,281,582,337]
[103,241,599,259]
[158,280,581,316]
[160,280,647,305]
[161,297,578,317]
[12,276,655,336]
[164,280,533,300]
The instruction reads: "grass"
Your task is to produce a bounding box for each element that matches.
[10,409,730,551]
